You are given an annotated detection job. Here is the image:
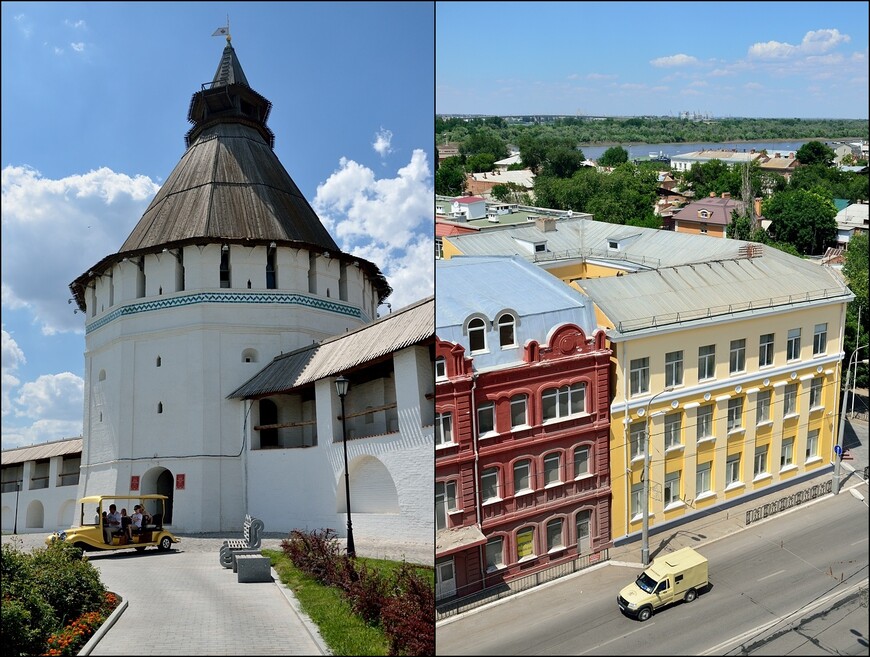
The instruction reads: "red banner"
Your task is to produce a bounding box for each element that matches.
[130,476,140,491]
[176,474,185,490]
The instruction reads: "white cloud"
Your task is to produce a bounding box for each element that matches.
[1,165,160,335]
[13,372,83,421]
[650,54,699,67]
[313,149,433,308]
[749,28,850,59]
[65,19,87,29]
[71,42,85,52]
[1,328,26,418]
[586,73,617,80]
[2,419,83,451]
[372,128,393,157]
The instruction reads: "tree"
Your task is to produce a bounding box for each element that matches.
[728,209,753,241]
[598,146,629,167]
[843,232,868,316]
[796,141,835,167]
[465,153,497,173]
[491,182,526,204]
[542,146,585,179]
[460,130,508,161]
[762,189,837,254]
[435,157,466,197]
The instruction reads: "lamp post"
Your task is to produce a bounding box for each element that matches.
[335,375,355,557]
[833,345,868,494]
[641,387,672,567]
[13,481,20,535]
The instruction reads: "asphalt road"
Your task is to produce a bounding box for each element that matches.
[435,490,869,656]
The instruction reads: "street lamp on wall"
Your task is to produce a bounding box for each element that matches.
[641,387,673,567]
[335,375,356,557]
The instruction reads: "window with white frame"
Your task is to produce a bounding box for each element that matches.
[513,459,531,494]
[698,345,716,380]
[574,445,590,477]
[468,317,487,353]
[780,437,794,468]
[497,313,516,348]
[435,357,446,380]
[542,383,586,420]
[809,378,823,409]
[759,333,774,367]
[664,413,682,448]
[786,328,801,361]
[485,537,504,571]
[516,526,535,560]
[730,339,746,374]
[630,422,645,460]
[630,357,650,396]
[435,412,454,446]
[510,394,528,428]
[754,445,768,477]
[726,454,741,485]
[435,237,443,260]
[756,389,771,424]
[435,480,457,531]
[630,482,643,517]
[697,404,713,441]
[543,453,561,486]
[665,350,683,387]
[477,401,495,435]
[696,461,712,494]
[812,323,827,355]
[727,397,744,432]
[576,510,591,553]
[546,518,564,551]
[806,429,819,460]
[481,468,500,502]
[664,471,681,506]
[784,383,798,416]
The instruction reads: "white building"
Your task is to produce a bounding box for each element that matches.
[28,38,437,551]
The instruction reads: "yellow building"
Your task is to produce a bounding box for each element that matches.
[442,216,853,545]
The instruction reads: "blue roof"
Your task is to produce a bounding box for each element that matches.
[834,198,850,211]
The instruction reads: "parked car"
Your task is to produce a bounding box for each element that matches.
[46,494,180,553]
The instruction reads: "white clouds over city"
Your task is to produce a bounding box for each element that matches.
[372,128,393,157]
[314,148,433,310]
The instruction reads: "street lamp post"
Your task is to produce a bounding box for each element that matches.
[13,481,20,535]
[833,345,868,494]
[642,387,672,567]
[334,375,355,557]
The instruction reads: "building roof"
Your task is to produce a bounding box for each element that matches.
[670,149,763,164]
[469,169,535,189]
[672,196,748,226]
[436,525,487,556]
[578,247,852,338]
[228,296,434,398]
[436,256,595,332]
[1,437,82,467]
[453,196,486,204]
[69,41,390,310]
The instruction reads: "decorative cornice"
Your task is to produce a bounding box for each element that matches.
[86,291,362,335]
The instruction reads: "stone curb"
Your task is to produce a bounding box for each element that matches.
[271,566,332,655]
[78,594,127,656]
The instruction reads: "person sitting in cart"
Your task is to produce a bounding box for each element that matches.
[130,505,144,536]
[105,504,122,543]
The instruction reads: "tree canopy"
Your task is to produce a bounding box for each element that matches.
[762,189,837,254]
[598,146,629,167]
[796,141,836,167]
[435,157,466,197]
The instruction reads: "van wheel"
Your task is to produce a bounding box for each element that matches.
[684,588,697,603]
[637,607,652,622]
[158,536,172,551]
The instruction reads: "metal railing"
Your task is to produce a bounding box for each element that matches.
[436,548,608,620]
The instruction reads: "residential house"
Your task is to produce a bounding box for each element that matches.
[441,215,853,549]
[435,256,612,603]
[670,149,764,173]
[834,201,869,248]
[668,193,758,238]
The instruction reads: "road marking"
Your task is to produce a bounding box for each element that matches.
[851,537,868,545]
[757,569,786,581]
[576,624,650,654]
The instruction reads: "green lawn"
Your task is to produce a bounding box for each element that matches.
[263,549,432,656]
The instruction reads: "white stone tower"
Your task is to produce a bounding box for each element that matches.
[69,38,391,532]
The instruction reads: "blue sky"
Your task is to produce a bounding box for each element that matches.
[1,2,434,450]
[436,1,869,119]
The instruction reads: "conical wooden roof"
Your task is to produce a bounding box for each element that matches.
[70,41,391,309]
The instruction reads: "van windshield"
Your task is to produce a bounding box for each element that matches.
[636,572,657,593]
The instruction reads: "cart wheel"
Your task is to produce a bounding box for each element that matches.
[158,536,172,551]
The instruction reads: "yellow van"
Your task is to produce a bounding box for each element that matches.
[617,547,708,621]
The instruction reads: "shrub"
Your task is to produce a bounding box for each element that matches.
[30,542,104,626]
[281,528,342,587]
[341,559,389,625]
[380,563,435,656]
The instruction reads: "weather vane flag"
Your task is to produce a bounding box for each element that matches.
[212,16,230,41]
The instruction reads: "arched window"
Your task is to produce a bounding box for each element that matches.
[542,383,586,421]
[157,402,163,414]
[156,356,162,367]
[242,348,258,363]
[497,313,516,348]
[435,357,447,380]
[98,369,107,381]
[468,318,487,353]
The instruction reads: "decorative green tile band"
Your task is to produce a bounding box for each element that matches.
[86,291,362,334]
